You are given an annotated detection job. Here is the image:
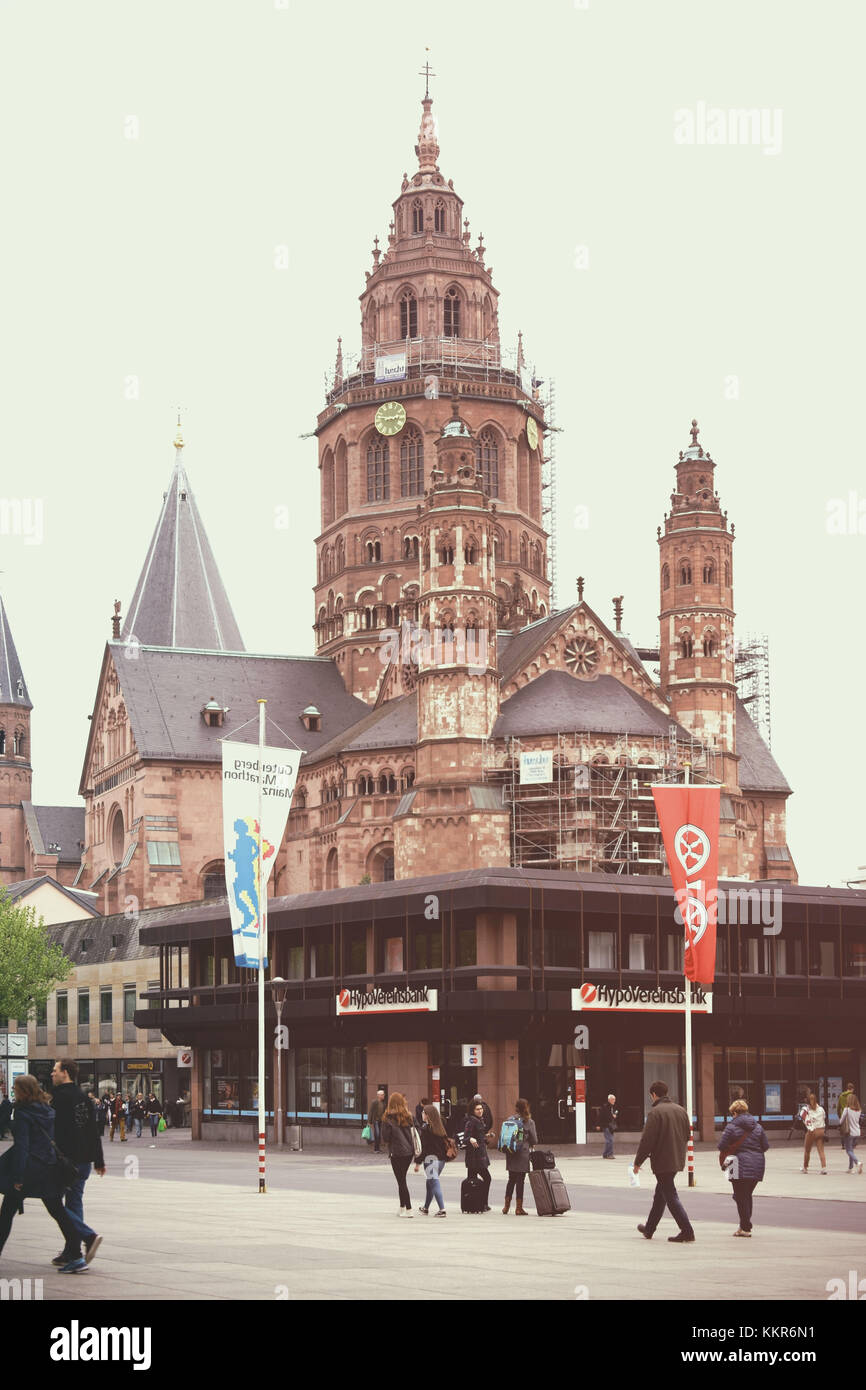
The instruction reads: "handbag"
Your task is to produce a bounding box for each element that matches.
[719,1124,752,1173]
[840,1111,851,1137]
[443,1136,458,1162]
[529,1149,556,1171]
[410,1125,422,1160]
[361,1124,372,1142]
[30,1118,78,1192]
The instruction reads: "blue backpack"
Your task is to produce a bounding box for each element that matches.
[498,1116,524,1153]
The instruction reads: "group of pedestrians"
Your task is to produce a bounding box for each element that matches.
[798,1084,862,1175]
[0,1060,104,1273]
[97,1090,164,1145]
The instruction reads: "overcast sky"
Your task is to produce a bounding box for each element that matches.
[2,0,863,887]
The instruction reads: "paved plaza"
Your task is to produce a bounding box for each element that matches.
[0,1131,862,1302]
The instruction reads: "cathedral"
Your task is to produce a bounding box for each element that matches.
[0,86,795,914]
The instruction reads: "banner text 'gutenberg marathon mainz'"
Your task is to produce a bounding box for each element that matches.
[651,783,721,985]
[221,741,301,969]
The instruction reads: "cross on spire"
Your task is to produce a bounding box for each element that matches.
[419,50,435,99]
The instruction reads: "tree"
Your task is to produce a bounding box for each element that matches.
[0,890,72,1023]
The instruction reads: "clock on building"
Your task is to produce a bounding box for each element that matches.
[526,417,539,451]
[375,402,407,437]
[6,1033,28,1057]
[565,636,600,678]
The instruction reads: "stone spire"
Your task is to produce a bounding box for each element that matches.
[0,593,32,708]
[332,336,343,391]
[122,439,245,652]
[415,94,440,175]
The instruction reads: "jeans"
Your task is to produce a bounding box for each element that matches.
[603,1127,615,1157]
[134,1118,142,1138]
[423,1156,445,1210]
[372,1121,382,1152]
[62,1162,96,1253]
[504,1171,526,1203]
[149,1115,160,1138]
[730,1177,758,1231]
[390,1155,413,1208]
[644,1172,694,1238]
[0,1190,80,1258]
[842,1135,859,1169]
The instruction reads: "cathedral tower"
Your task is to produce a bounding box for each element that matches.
[313,83,550,702]
[393,399,510,878]
[658,420,739,789]
[0,594,32,883]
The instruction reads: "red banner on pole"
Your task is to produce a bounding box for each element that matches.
[652,784,721,985]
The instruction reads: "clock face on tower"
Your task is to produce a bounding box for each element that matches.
[375,401,407,437]
[565,636,600,678]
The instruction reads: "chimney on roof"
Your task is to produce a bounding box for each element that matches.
[613,596,624,632]
[112,600,122,639]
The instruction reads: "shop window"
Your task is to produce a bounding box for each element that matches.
[587,931,615,971]
[810,939,837,978]
[382,934,404,973]
[456,928,476,967]
[211,1050,240,1113]
[544,927,578,968]
[298,1046,328,1116]
[411,924,442,971]
[343,926,367,976]
[628,933,654,971]
[845,939,866,977]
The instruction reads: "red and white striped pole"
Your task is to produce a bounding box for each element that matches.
[257,698,267,1194]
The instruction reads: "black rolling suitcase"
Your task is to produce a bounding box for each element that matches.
[529,1165,571,1216]
[461,1174,487,1213]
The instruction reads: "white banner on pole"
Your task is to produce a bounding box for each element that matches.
[222,741,301,968]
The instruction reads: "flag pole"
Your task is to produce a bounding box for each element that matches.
[683,761,696,1188]
[257,698,267,1194]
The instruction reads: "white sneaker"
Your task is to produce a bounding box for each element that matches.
[820,1168,828,1174]
[800,1167,809,1173]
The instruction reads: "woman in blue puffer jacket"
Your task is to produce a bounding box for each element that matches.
[717,1098,770,1237]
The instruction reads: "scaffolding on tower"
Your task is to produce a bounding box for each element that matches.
[734,632,772,748]
[481,729,718,876]
[541,377,558,611]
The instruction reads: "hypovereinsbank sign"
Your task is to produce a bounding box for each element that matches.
[572,983,713,1014]
[336,986,438,1016]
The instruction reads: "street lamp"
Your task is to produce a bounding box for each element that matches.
[271,977,290,1147]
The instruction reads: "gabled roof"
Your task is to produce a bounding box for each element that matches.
[84,645,370,771]
[494,669,686,739]
[0,593,31,709]
[498,610,571,685]
[306,692,418,765]
[735,698,791,794]
[122,449,244,652]
[22,803,85,862]
[3,875,100,917]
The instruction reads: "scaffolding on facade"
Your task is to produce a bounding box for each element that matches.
[482,729,718,876]
[734,632,772,749]
[540,376,558,610]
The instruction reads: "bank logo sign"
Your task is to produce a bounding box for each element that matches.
[336,987,438,1016]
[572,983,713,1014]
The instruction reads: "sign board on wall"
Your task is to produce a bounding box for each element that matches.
[461,1044,483,1067]
[177,1050,193,1068]
[336,986,438,1016]
[572,983,713,1014]
[374,352,407,383]
[520,750,553,785]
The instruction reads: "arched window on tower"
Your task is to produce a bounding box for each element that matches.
[400,428,424,496]
[724,560,731,587]
[434,200,446,233]
[444,287,460,337]
[679,562,692,585]
[464,539,478,565]
[365,538,382,564]
[404,535,420,560]
[519,535,528,569]
[702,560,715,584]
[662,563,670,591]
[476,430,499,495]
[13,729,24,757]
[439,542,455,565]
[325,849,339,891]
[0,730,5,756]
[411,200,423,234]
[680,635,694,659]
[703,632,716,657]
[399,290,418,339]
[366,438,390,501]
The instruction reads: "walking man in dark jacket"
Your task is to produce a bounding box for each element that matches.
[50,1058,105,1270]
[633,1080,695,1243]
[597,1094,618,1158]
[368,1088,386,1153]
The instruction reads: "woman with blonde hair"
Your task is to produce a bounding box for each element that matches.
[839,1094,863,1174]
[0,1075,82,1269]
[380,1092,420,1217]
[717,1097,770,1236]
[800,1092,828,1173]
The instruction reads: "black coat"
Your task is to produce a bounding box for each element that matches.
[464,1114,490,1169]
[52,1083,105,1168]
[598,1102,618,1131]
[634,1097,691,1175]
[0,1102,64,1198]
[380,1120,418,1159]
[718,1114,769,1183]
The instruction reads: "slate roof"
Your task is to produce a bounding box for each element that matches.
[95,645,370,769]
[306,693,418,765]
[122,451,245,652]
[0,594,31,709]
[494,670,684,739]
[22,803,85,862]
[4,874,100,917]
[498,610,572,684]
[735,698,791,794]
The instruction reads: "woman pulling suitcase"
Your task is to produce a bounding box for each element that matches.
[463,1101,492,1212]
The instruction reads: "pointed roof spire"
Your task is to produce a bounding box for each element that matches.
[415,54,440,175]
[0,593,32,709]
[174,407,185,450]
[122,437,245,652]
[332,336,344,391]
[517,330,526,373]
